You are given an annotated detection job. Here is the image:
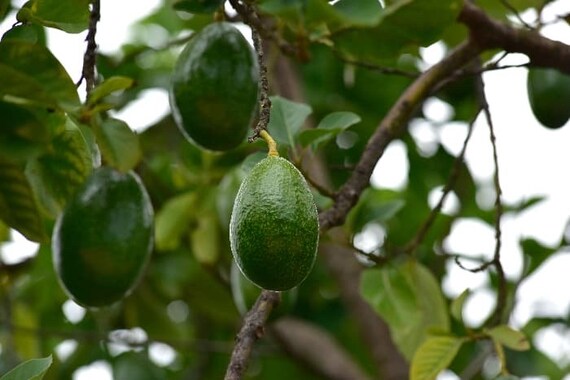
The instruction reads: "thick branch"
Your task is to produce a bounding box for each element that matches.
[271,317,372,380]
[320,237,408,379]
[459,1,570,74]
[79,0,100,95]
[319,40,481,230]
[224,290,281,380]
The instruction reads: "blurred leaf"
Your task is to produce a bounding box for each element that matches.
[87,76,135,106]
[240,152,266,174]
[333,0,383,27]
[520,237,557,278]
[486,325,530,351]
[191,210,220,265]
[0,158,47,242]
[25,123,92,216]
[1,23,46,44]
[450,288,470,322]
[12,302,40,359]
[410,335,464,380]
[0,355,52,380]
[346,188,405,233]
[113,352,167,380]
[16,0,89,33]
[0,40,80,111]
[299,111,361,150]
[173,0,225,14]
[92,118,142,172]
[216,168,245,229]
[155,192,197,251]
[333,0,462,64]
[360,260,450,360]
[267,96,312,147]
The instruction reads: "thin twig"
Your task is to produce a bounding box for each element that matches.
[228,0,273,142]
[333,50,419,78]
[78,0,100,96]
[499,0,534,29]
[404,108,480,255]
[475,71,507,326]
[224,290,282,380]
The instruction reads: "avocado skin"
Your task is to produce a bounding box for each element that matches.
[527,68,570,129]
[170,22,259,151]
[230,156,319,291]
[52,167,154,308]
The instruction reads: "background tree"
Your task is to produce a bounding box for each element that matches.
[0,0,569,379]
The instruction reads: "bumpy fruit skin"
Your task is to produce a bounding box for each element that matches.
[52,167,154,308]
[170,22,259,151]
[230,156,319,291]
[527,68,570,129]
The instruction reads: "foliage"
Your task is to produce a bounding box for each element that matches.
[1,0,569,379]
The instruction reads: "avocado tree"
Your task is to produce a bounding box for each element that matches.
[1,0,570,379]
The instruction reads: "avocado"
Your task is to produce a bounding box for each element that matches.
[170,22,259,151]
[527,68,570,129]
[229,156,319,291]
[52,167,154,307]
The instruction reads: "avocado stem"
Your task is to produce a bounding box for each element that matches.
[260,130,279,157]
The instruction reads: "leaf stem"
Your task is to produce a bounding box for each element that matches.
[260,130,278,157]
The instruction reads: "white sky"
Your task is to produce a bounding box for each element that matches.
[1,0,570,378]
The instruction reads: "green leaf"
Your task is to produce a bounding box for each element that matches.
[487,325,531,351]
[299,111,361,149]
[0,355,52,380]
[92,118,142,172]
[191,210,220,265]
[333,0,383,27]
[0,101,55,161]
[267,96,312,147]
[0,40,80,111]
[360,260,450,360]
[173,0,225,14]
[520,237,557,278]
[1,23,45,44]
[333,0,462,64]
[410,336,464,380]
[25,122,92,217]
[346,188,405,233]
[16,0,89,33]
[450,288,470,322]
[0,158,47,242]
[155,192,197,251]
[87,76,135,106]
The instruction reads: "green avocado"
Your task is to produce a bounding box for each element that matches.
[52,167,154,308]
[229,156,319,291]
[170,22,259,151]
[527,68,570,129]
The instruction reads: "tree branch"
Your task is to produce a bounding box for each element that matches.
[318,40,482,231]
[458,1,570,73]
[224,290,281,380]
[78,0,100,96]
[271,317,372,380]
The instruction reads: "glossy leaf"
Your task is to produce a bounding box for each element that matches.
[299,111,361,149]
[411,336,464,380]
[92,118,142,172]
[487,325,530,351]
[0,40,80,111]
[16,0,89,33]
[0,355,52,380]
[25,123,92,216]
[360,260,450,360]
[267,96,312,147]
[0,158,47,242]
[87,76,135,106]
